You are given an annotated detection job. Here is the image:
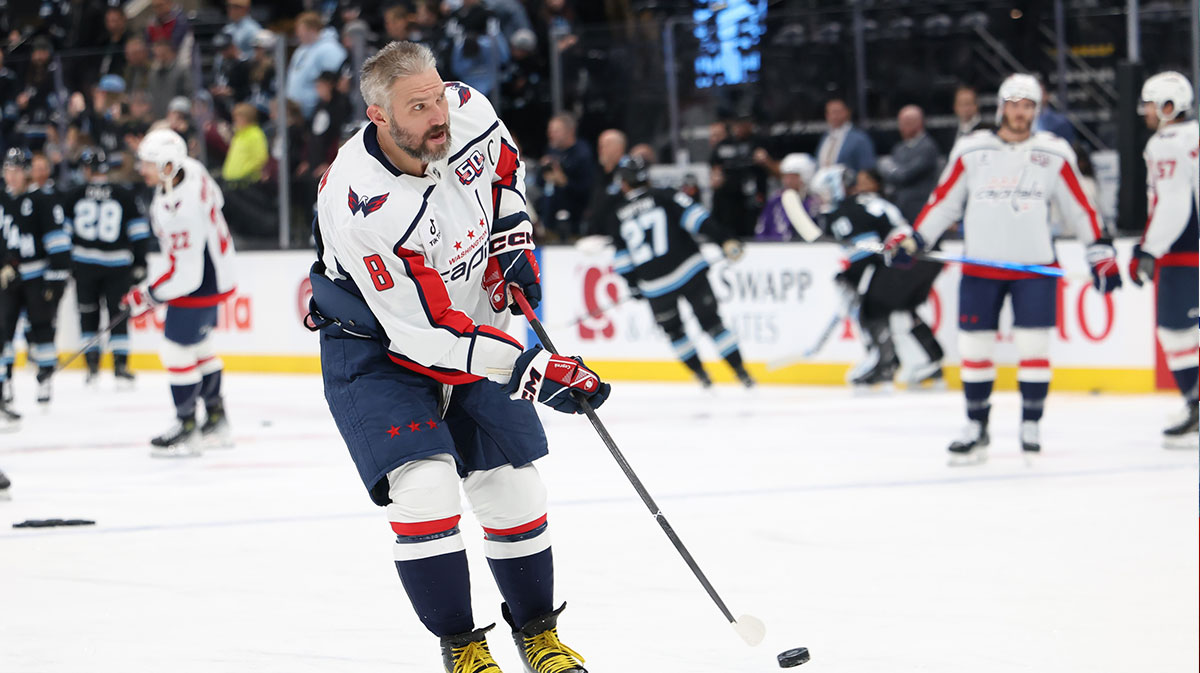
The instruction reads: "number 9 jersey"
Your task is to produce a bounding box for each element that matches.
[146,157,237,306]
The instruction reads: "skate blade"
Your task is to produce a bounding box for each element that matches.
[150,444,203,458]
[1022,451,1040,467]
[850,382,894,396]
[948,449,987,466]
[114,379,136,392]
[0,489,10,501]
[1162,432,1198,450]
[201,432,234,449]
[0,421,21,433]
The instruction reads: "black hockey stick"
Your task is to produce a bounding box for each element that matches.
[509,285,766,647]
[51,308,131,376]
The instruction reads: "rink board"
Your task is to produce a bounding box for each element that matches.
[31,241,1161,392]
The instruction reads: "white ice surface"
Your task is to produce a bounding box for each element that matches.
[1,372,1196,673]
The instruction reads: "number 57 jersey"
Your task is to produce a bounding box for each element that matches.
[146,157,238,306]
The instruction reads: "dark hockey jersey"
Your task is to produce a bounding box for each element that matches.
[63,181,150,268]
[0,188,71,282]
[824,192,908,285]
[605,187,734,298]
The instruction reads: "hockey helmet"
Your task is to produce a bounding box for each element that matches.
[809,165,854,214]
[614,154,650,188]
[137,128,188,181]
[780,153,816,183]
[995,73,1042,126]
[80,147,110,174]
[3,147,30,170]
[1141,71,1193,123]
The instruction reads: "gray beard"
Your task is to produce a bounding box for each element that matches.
[390,121,451,163]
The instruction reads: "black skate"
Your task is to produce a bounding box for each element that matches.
[502,603,587,673]
[0,398,20,433]
[439,624,502,673]
[200,405,233,449]
[84,352,101,387]
[849,356,898,388]
[1163,401,1199,449]
[733,365,756,389]
[694,369,713,389]
[150,418,201,458]
[113,355,135,389]
[0,468,10,499]
[35,367,52,405]
[2,364,12,404]
[1020,421,1041,465]
[948,420,989,466]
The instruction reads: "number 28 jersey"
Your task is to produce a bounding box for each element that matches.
[63,181,151,268]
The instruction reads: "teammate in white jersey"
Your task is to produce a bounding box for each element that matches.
[885,74,1121,464]
[123,128,237,457]
[309,42,608,673]
[1132,71,1199,447]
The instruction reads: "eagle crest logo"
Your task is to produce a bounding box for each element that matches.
[348,186,389,217]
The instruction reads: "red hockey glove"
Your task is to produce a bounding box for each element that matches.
[121,283,158,317]
[503,346,610,414]
[1086,241,1122,294]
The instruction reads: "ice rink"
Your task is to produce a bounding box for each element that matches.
[1,371,1197,673]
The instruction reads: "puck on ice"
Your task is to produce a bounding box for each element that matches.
[777,647,810,667]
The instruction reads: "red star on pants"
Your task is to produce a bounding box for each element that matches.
[467,230,475,239]
[454,241,462,250]
[408,422,422,432]
[426,419,438,429]
[478,218,486,229]
[387,425,401,438]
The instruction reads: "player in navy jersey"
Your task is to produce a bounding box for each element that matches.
[65,148,150,387]
[310,41,608,673]
[0,148,70,407]
[1133,71,1199,447]
[601,154,753,388]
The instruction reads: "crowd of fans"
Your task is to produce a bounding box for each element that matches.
[0,1,1103,248]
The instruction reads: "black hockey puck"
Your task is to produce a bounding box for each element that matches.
[777,647,810,668]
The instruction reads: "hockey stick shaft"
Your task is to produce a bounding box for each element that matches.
[509,285,762,643]
[53,309,131,375]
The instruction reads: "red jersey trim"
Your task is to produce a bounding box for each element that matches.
[913,156,965,231]
[1057,161,1103,241]
[1159,252,1199,267]
[167,288,235,308]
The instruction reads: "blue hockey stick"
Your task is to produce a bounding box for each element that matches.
[913,251,1065,277]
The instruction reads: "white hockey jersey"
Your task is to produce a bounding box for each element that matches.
[914,130,1105,278]
[147,157,238,306]
[1141,119,1199,267]
[315,81,529,384]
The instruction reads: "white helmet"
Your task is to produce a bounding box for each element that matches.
[137,128,188,182]
[1141,71,1193,124]
[809,165,854,214]
[995,73,1042,126]
[780,153,816,184]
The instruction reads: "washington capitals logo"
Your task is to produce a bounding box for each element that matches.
[348,186,389,217]
[446,82,471,107]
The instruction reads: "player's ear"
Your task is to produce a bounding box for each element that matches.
[366,104,388,128]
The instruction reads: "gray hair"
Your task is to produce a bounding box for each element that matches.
[360,41,438,111]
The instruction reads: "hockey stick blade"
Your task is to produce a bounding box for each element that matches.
[509,284,766,647]
[733,614,767,646]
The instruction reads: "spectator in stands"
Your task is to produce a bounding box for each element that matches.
[383,5,413,42]
[953,85,990,141]
[166,96,199,154]
[210,33,251,122]
[756,152,817,242]
[630,143,657,164]
[286,12,347,119]
[449,3,509,99]
[486,0,534,42]
[145,0,192,52]
[30,151,53,190]
[538,113,594,240]
[816,97,875,172]
[877,105,942,223]
[1036,89,1076,144]
[221,0,263,55]
[581,128,625,237]
[147,38,192,119]
[299,71,348,184]
[223,102,268,183]
[123,36,152,93]
[96,6,132,85]
[409,1,449,55]
[248,30,278,113]
[79,74,127,156]
[0,49,22,152]
[14,37,60,150]
[710,115,768,237]
[499,27,547,154]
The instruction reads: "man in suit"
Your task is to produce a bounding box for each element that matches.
[816,97,876,172]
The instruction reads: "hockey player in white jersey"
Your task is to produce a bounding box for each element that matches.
[309,42,608,673]
[123,128,237,457]
[884,74,1121,464]
[1132,71,1199,447]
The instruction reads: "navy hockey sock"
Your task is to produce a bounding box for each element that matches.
[171,382,201,420]
[1171,366,1199,403]
[393,518,474,637]
[483,516,553,629]
[200,369,223,407]
[963,380,993,424]
[1019,381,1049,422]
